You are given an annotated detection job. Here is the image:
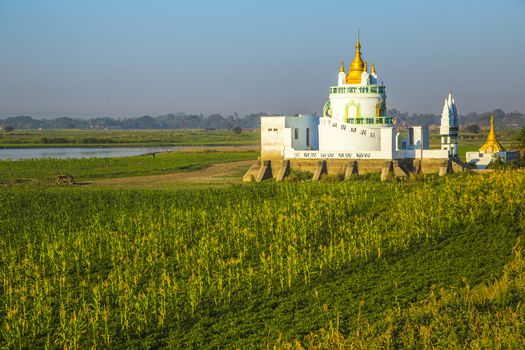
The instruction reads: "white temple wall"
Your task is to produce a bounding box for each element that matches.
[329,93,384,121]
[466,151,520,169]
[399,149,450,159]
[318,117,382,151]
[285,149,392,159]
[261,115,319,157]
[264,116,449,160]
[261,117,287,157]
[380,127,396,156]
[409,126,429,149]
[283,115,319,150]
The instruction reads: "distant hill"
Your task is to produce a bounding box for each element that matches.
[1,109,524,130]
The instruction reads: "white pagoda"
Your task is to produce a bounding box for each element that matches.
[318,33,394,152]
[259,34,450,161]
[440,92,459,157]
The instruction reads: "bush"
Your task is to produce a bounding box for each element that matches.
[487,156,525,170]
[286,169,313,182]
[80,138,115,144]
[320,174,344,182]
[40,137,70,144]
[232,126,242,134]
[464,124,480,134]
[513,127,525,155]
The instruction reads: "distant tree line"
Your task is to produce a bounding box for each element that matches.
[1,109,524,130]
[388,108,525,128]
[0,113,266,130]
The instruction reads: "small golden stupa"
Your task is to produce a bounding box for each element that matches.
[479,114,505,154]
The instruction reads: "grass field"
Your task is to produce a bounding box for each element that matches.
[1,170,524,348]
[0,150,258,185]
[0,129,260,148]
[1,127,524,348]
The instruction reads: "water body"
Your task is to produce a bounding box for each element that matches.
[0,146,245,160]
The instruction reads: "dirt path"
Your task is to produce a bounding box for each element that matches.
[89,160,254,188]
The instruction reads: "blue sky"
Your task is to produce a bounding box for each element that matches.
[0,0,524,118]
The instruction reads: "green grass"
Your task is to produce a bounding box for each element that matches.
[1,171,524,348]
[0,150,258,184]
[273,244,525,348]
[0,129,260,148]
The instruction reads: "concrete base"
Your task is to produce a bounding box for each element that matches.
[285,158,431,175]
[275,160,290,182]
[393,160,408,178]
[256,160,272,182]
[413,159,422,174]
[312,161,327,181]
[451,157,475,172]
[344,160,359,180]
[243,156,473,182]
[242,161,260,182]
[243,160,273,182]
[438,159,452,176]
[380,161,394,181]
[379,160,407,181]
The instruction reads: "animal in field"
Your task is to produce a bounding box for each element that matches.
[55,174,75,185]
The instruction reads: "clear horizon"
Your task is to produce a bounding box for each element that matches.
[1,0,524,119]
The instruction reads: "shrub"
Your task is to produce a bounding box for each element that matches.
[287,169,313,182]
[320,174,344,182]
[232,126,242,134]
[464,124,480,134]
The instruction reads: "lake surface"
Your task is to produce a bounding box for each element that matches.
[0,146,224,160]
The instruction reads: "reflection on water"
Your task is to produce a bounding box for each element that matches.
[0,147,189,160]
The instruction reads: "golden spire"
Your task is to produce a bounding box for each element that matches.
[371,63,376,74]
[363,60,367,73]
[487,115,497,141]
[345,32,365,84]
[479,114,505,153]
[340,60,345,73]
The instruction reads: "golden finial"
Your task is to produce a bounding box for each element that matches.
[487,115,496,141]
[371,63,376,74]
[340,60,345,73]
[479,114,505,153]
[363,60,367,72]
[346,31,365,84]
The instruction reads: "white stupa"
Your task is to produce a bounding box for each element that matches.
[318,33,393,152]
[439,91,459,157]
[258,34,451,161]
